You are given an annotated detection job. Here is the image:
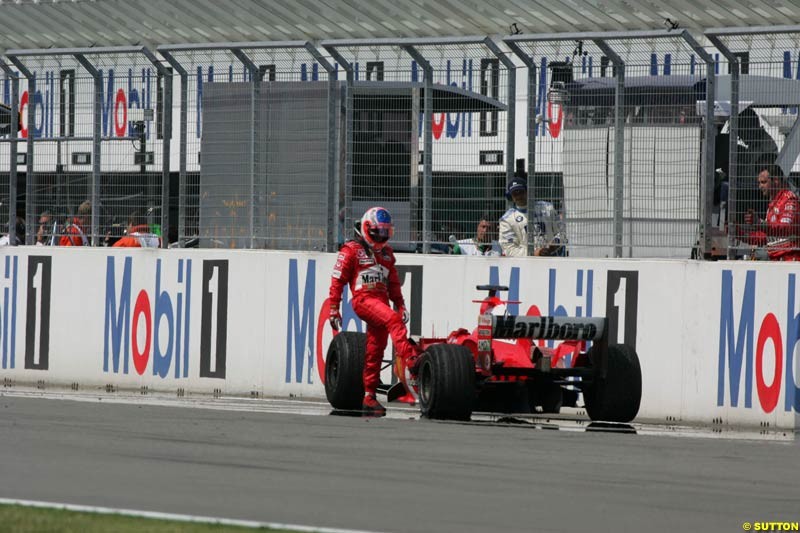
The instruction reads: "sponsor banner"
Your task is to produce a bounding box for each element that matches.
[0,248,262,392]
[0,248,797,428]
[492,315,606,341]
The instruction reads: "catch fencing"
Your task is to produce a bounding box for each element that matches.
[1,27,799,259]
[0,47,170,247]
[707,26,800,259]
[506,30,714,258]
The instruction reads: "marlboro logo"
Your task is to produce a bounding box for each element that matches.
[492,315,604,341]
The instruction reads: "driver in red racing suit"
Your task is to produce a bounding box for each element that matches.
[742,165,800,261]
[328,207,419,415]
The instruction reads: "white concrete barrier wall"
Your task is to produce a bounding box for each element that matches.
[0,248,797,429]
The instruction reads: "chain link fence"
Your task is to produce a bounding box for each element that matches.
[2,28,799,259]
[507,31,714,258]
[320,38,512,254]
[0,47,169,247]
[160,43,337,251]
[707,28,800,260]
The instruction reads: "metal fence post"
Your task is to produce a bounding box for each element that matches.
[594,39,625,258]
[142,47,172,248]
[323,44,354,245]
[231,48,260,249]
[706,34,739,259]
[679,30,716,259]
[306,42,339,252]
[403,45,432,254]
[484,38,516,184]
[505,41,538,256]
[506,41,538,189]
[0,60,19,245]
[160,50,188,244]
[73,53,101,245]
[7,55,35,244]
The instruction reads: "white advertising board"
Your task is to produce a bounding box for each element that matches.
[0,247,797,429]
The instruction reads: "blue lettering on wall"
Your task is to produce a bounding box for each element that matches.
[784,274,799,412]
[717,270,756,408]
[1,256,18,369]
[103,256,192,377]
[104,256,132,374]
[489,266,520,315]
[286,258,316,384]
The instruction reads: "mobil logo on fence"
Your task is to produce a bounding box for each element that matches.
[103,256,229,379]
[2,67,154,139]
[718,270,800,413]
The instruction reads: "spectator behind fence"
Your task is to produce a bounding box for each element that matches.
[113,212,161,248]
[499,175,563,257]
[531,200,567,257]
[0,217,25,246]
[740,164,800,261]
[59,200,91,246]
[736,107,779,223]
[450,215,501,256]
[499,175,529,257]
[36,211,58,246]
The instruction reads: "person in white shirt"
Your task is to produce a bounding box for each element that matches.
[451,215,502,256]
[499,176,530,257]
[499,176,564,257]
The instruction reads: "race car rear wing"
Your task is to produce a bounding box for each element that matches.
[473,284,610,376]
[491,315,607,341]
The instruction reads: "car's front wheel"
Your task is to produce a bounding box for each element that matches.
[325,332,366,410]
[418,344,476,421]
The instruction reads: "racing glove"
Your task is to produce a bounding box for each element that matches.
[398,306,410,324]
[329,306,342,331]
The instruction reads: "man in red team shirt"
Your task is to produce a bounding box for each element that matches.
[328,207,419,415]
[113,212,161,248]
[60,200,91,246]
[742,164,800,261]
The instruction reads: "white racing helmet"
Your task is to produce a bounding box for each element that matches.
[356,206,394,251]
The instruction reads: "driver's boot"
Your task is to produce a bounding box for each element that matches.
[362,393,386,416]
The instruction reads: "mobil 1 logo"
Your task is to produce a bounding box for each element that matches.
[396,265,423,336]
[26,256,52,370]
[200,260,228,379]
[605,270,638,350]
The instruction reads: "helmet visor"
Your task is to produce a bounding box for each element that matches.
[369,226,392,243]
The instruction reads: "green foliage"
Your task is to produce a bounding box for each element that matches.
[0,504,292,533]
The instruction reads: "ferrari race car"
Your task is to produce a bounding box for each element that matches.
[324,285,642,422]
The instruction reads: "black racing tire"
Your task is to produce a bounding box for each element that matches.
[418,344,476,421]
[325,332,366,410]
[583,343,642,423]
[530,376,563,414]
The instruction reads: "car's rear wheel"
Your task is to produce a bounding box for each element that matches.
[325,332,366,410]
[418,344,475,421]
[583,343,641,422]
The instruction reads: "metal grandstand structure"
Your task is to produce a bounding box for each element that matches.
[2,2,800,259]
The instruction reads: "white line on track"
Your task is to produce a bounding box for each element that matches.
[0,497,385,533]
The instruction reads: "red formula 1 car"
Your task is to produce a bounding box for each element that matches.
[324,285,642,422]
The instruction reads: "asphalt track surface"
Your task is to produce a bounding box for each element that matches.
[1,391,798,533]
